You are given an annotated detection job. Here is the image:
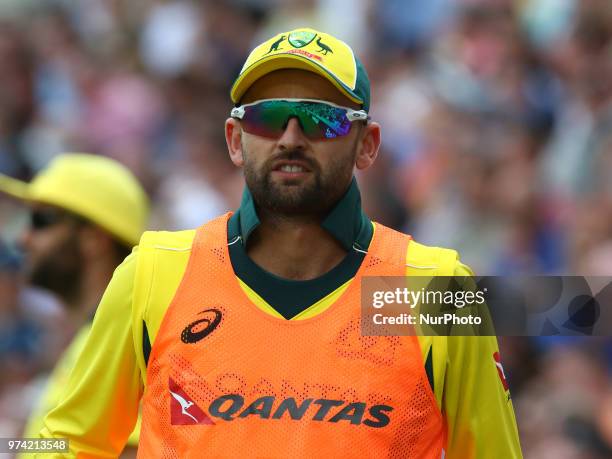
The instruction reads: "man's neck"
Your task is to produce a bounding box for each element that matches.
[246,213,347,280]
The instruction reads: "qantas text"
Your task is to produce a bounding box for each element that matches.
[207,394,393,428]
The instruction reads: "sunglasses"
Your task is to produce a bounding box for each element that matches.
[30,208,79,230]
[230,98,369,140]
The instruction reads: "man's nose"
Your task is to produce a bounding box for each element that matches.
[277,117,308,150]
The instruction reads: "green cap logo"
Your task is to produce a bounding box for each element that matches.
[288,31,316,48]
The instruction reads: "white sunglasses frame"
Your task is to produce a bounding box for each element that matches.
[230,98,369,122]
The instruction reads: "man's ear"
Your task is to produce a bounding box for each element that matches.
[225,118,244,167]
[355,121,381,171]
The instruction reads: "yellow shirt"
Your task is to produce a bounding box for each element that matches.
[20,325,140,458]
[39,226,522,458]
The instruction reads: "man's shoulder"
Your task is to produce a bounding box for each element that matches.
[137,229,197,254]
[137,213,232,254]
[405,238,472,276]
[132,229,198,341]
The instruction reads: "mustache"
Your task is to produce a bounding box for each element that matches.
[265,150,320,172]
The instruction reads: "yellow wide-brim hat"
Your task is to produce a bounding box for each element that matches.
[0,153,149,247]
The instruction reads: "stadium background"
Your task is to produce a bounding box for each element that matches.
[0,0,611,457]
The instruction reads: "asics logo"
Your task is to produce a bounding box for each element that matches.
[181,308,222,344]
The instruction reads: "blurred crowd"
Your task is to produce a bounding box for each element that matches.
[0,0,611,457]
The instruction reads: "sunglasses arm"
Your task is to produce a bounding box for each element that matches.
[230,106,245,119]
[347,110,369,122]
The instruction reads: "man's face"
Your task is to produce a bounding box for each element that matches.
[19,205,83,301]
[237,69,364,216]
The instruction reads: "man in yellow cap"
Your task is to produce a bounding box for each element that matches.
[38,30,521,458]
[0,154,148,457]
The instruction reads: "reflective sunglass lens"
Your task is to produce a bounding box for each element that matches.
[240,101,354,140]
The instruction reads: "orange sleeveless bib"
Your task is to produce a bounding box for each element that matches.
[138,213,445,458]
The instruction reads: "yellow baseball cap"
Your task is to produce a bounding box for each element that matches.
[231,27,371,111]
[0,154,149,247]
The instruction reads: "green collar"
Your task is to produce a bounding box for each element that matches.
[233,177,371,251]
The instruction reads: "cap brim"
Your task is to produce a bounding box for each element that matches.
[231,54,363,106]
[0,174,30,200]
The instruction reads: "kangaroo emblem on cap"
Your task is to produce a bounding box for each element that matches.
[265,35,286,55]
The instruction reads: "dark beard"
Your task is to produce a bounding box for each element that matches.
[29,234,83,306]
[243,148,355,216]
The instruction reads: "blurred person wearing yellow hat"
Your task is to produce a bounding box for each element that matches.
[38,30,521,458]
[0,153,148,457]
